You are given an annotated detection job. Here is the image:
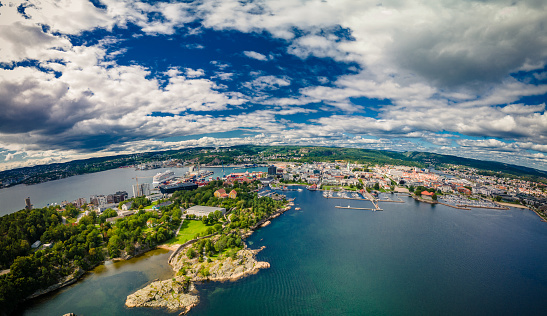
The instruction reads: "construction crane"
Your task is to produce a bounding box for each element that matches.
[131,176,153,197]
[132,175,153,186]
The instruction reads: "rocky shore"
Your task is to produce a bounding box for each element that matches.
[125,279,199,314]
[125,205,291,315]
[125,246,270,314]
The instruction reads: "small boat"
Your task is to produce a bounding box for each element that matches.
[297,188,303,192]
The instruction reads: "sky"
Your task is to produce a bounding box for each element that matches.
[1,0,547,172]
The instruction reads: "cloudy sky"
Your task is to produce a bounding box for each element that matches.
[1,0,547,171]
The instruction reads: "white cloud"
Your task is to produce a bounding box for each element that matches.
[243,51,268,61]
[2,0,547,171]
[242,75,291,91]
[185,68,205,78]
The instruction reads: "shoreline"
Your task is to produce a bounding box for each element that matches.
[126,203,291,314]
[22,245,161,304]
[495,201,529,209]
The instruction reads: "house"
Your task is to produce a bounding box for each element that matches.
[121,201,132,211]
[214,189,227,198]
[229,190,237,199]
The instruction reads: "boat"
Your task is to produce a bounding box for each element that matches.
[295,207,301,210]
[297,188,303,192]
[158,181,198,194]
[152,170,175,185]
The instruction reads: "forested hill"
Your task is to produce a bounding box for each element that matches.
[1,145,546,187]
[402,151,547,180]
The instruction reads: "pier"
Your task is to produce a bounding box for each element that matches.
[335,206,383,211]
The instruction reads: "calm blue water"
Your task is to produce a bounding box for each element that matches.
[15,187,547,315]
[18,249,177,316]
[0,166,266,216]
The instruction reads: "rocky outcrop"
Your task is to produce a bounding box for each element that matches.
[125,278,199,314]
[126,247,269,314]
[171,246,269,283]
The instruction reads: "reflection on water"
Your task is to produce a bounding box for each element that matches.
[18,249,176,316]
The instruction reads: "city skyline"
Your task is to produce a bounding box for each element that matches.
[1,0,547,171]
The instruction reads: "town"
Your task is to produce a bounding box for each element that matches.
[21,148,547,226]
[3,146,547,314]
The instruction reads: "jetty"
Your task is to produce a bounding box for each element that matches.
[335,205,383,211]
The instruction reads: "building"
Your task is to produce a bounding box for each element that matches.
[121,201,132,211]
[25,197,32,210]
[214,188,227,198]
[260,177,275,185]
[421,191,435,199]
[268,165,277,176]
[153,201,173,210]
[74,197,87,208]
[159,182,198,194]
[229,190,237,199]
[186,205,226,217]
[133,183,150,197]
[107,191,128,204]
[90,194,108,206]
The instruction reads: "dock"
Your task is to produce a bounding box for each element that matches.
[335,206,383,211]
[325,196,367,201]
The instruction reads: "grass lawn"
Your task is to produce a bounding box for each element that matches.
[144,200,161,210]
[166,220,211,245]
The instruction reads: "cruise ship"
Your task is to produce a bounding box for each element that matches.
[159,182,198,194]
[152,170,175,185]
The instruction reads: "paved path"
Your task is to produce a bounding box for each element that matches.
[174,215,186,237]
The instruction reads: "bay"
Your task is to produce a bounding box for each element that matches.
[16,248,177,316]
[17,187,547,315]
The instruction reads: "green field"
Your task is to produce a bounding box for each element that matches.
[144,200,160,210]
[166,220,211,245]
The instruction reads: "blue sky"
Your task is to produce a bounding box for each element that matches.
[1,0,547,171]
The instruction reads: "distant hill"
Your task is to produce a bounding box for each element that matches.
[1,145,546,187]
[402,151,547,181]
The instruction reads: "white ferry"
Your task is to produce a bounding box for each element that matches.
[152,170,175,186]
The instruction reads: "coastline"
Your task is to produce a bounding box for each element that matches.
[22,244,161,305]
[495,202,529,209]
[126,203,291,314]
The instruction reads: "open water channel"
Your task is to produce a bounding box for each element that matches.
[3,170,547,315]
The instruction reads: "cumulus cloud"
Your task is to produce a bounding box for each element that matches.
[1,0,547,171]
[243,51,268,61]
[242,75,291,91]
[185,68,205,78]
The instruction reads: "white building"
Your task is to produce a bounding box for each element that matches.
[186,205,226,217]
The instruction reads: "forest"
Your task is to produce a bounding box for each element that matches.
[0,178,284,315]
